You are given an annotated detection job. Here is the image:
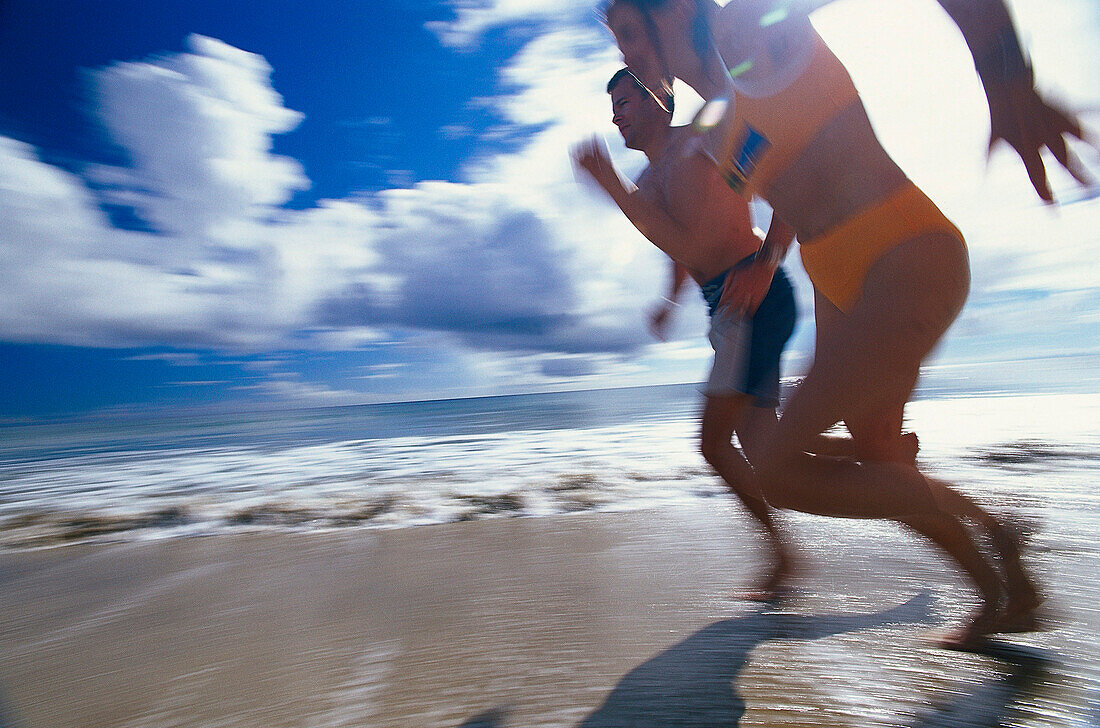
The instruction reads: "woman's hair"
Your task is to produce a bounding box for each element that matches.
[603,0,712,59]
[604,0,710,112]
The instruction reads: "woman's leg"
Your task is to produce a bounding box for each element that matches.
[814,291,919,463]
[700,393,794,600]
[758,233,968,498]
[815,286,1020,612]
[756,233,1033,641]
[827,252,1041,632]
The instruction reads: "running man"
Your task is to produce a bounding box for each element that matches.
[572,68,797,599]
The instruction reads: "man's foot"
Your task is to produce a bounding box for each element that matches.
[738,575,791,604]
[736,549,797,603]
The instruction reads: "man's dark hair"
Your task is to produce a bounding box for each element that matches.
[606,67,675,114]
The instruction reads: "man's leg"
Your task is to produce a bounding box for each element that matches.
[701,393,795,600]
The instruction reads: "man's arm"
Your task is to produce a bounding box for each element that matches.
[935,0,1092,201]
[649,260,691,341]
[572,136,695,250]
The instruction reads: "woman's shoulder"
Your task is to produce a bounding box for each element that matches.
[713,0,817,39]
[713,4,820,94]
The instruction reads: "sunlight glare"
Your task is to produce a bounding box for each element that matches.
[691,96,730,132]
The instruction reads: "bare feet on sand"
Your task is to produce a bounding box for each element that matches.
[737,546,798,604]
[941,521,1044,651]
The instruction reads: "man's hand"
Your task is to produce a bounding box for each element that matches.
[571,136,619,194]
[648,301,674,341]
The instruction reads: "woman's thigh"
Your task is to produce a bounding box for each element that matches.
[771,232,969,459]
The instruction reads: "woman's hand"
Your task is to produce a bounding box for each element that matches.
[719,257,775,316]
[987,76,1093,203]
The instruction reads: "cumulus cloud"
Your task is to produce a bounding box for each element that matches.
[92,34,309,240]
[3,0,1095,406]
[318,182,581,343]
[0,27,665,374]
[0,36,356,350]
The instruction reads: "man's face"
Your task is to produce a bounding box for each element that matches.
[610,77,661,151]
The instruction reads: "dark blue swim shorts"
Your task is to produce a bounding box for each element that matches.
[699,263,797,407]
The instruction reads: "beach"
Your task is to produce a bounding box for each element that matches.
[2,505,1098,727]
[2,389,1099,726]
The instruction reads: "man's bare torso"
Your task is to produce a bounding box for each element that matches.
[635,125,761,283]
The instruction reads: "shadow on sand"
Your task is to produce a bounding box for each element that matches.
[577,591,935,727]
[458,594,1065,728]
[460,591,939,728]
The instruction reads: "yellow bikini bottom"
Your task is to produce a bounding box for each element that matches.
[799,182,963,313]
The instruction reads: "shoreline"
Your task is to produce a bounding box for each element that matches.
[2,390,1098,553]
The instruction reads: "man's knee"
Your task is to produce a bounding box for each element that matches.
[699,428,728,467]
[699,403,741,467]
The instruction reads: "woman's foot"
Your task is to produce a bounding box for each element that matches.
[849,431,919,464]
[990,520,1044,631]
[941,524,1044,652]
[939,599,1001,652]
[898,431,920,464]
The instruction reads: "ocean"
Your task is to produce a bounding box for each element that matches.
[2,377,1098,551]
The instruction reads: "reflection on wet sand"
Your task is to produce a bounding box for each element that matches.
[911,641,1054,727]
[2,508,1095,727]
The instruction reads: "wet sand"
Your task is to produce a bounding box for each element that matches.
[1,507,1097,727]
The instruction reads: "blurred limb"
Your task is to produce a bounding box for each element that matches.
[648,261,690,341]
[719,213,794,316]
[572,135,695,252]
[571,137,701,341]
[572,135,634,203]
[935,0,1095,202]
[750,0,1097,200]
[701,395,797,601]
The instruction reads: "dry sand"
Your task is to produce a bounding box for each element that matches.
[1,507,1096,727]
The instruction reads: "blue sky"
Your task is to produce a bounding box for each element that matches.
[1,0,1098,418]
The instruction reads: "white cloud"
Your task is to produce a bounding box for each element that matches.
[92,34,308,240]
[0,137,109,261]
[0,28,664,376]
[427,0,596,48]
[458,26,678,327]
[3,0,1097,403]
[0,37,384,352]
[307,23,681,365]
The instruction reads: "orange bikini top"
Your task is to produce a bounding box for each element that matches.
[701,30,861,199]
